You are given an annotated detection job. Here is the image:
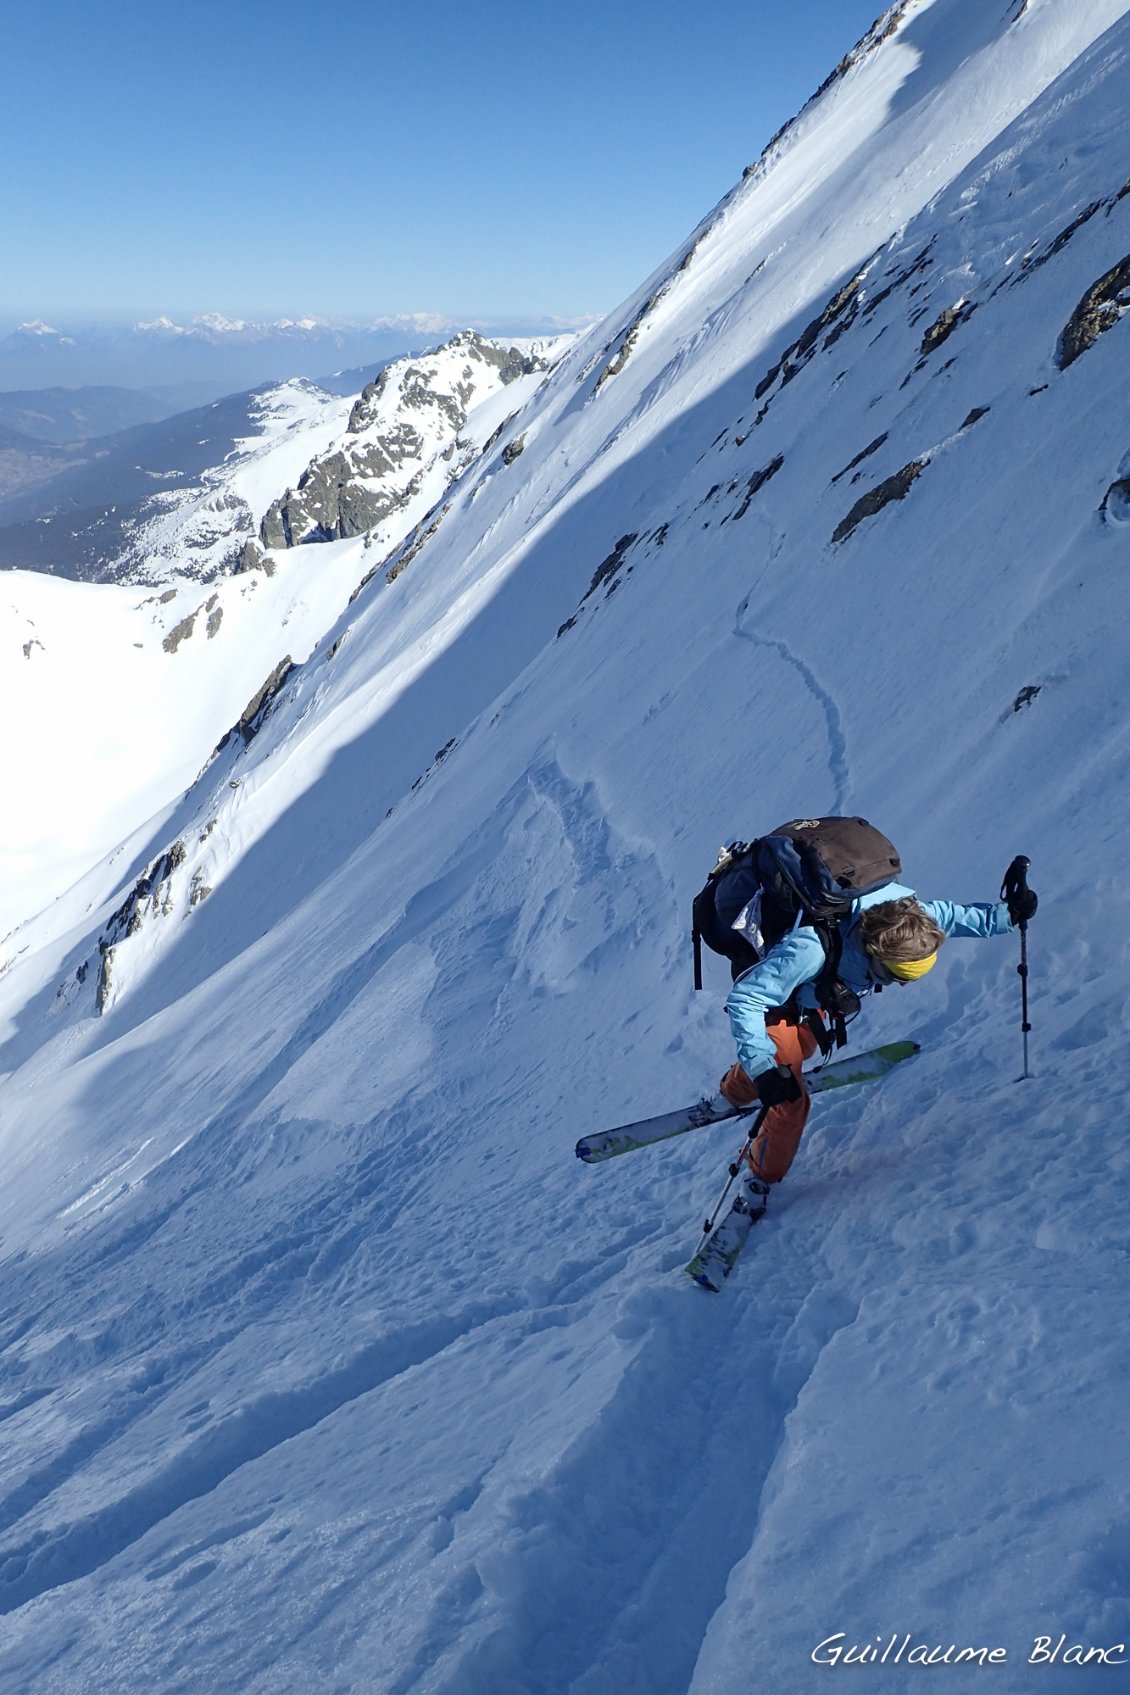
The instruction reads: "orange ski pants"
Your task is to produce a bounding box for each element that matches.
[747,1016,818,1184]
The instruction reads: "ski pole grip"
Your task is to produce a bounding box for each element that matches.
[1001,854,1032,931]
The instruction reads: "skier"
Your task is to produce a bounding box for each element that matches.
[717,882,1038,1210]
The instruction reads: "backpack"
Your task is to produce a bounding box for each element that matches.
[691,816,902,1050]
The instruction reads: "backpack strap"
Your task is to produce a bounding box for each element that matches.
[807,915,861,1052]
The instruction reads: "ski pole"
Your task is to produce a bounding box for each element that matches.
[699,1102,771,1236]
[1001,854,1033,1079]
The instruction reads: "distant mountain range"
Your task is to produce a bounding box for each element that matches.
[0,312,592,403]
[0,385,174,443]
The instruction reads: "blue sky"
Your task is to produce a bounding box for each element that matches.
[3,0,887,325]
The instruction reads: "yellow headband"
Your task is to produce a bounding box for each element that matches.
[883,952,938,981]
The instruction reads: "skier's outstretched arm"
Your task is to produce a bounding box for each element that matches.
[921,899,1016,939]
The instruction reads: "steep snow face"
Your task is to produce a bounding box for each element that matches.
[2,4,1130,1692]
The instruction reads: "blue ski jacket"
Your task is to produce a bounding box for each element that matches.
[725,881,1014,1079]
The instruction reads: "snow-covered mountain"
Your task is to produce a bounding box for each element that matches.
[254,331,564,557]
[0,333,568,926]
[0,330,564,583]
[2,3,1130,1690]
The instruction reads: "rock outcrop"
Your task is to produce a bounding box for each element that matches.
[259,332,546,549]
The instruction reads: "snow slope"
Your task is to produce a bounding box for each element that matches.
[0,335,564,937]
[1,2,1129,1690]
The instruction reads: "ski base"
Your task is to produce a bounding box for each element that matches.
[576,1040,920,1165]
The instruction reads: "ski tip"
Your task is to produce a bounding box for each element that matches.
[575,1141,592,1162]
[684,1261,723,1292]
[875,1038,921,1061]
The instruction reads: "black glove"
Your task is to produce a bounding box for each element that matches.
[754,1064,802,1107]
[1006,887,1038,926]
[1001,855,1037,928]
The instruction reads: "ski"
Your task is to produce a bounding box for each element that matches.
[575,1040,920,1165]
[685,1180,767,1292]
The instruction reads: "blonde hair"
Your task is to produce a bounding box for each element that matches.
[859,897,946,963]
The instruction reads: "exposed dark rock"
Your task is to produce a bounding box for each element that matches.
[480,411,518,457]
[1012,684,1041,711]
[728,456,785,522]
[1002,185,1130,299]
[959,406,991,429]
[411,738,459,792]
[585,533,638,600]
[831,433,888,485]
[592,302,655,392]
[919,301,977,356]
[859,244,935,324]
[349,563,380,605]
[162,609,198,653]
[557,531,645,633]
[96,947,115,1013]
[204,656,297,768]
[832,459,928,544]
[385,503,451,586]
[754,266,870,404]
[237,657,295,742]
[586,224,713,393]
[901,351,956,390]
[1029,201,1105,274]
[1058,254,1130,368]
[501,434,526,465]
[261,332,545,548]
[94,840,188,1013]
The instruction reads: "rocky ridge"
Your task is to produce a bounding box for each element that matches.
[254,332,551,557]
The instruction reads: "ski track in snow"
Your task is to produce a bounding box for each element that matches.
[731,609,853,812]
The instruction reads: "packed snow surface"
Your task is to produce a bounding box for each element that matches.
[1,2,1130,1691]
